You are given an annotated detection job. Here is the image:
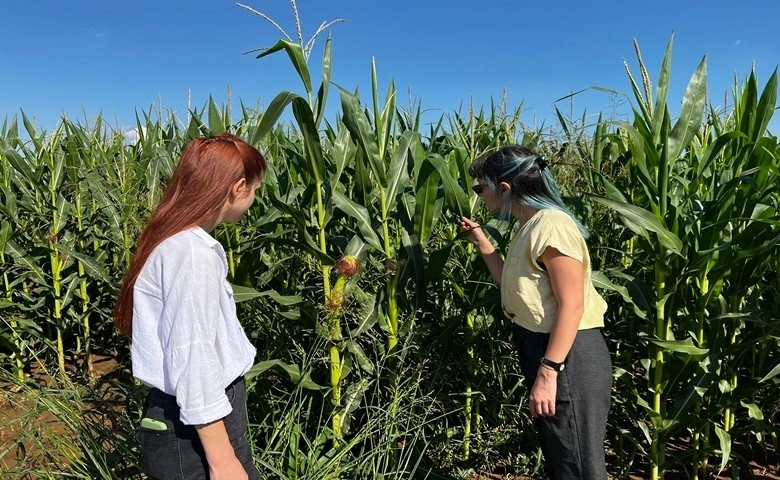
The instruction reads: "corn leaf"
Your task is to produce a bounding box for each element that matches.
[331,190,383,251]
[752,68,778,140]
[313,36,332,127]
[385,131,417,212]
[251,91,298,146]
[647,338,708,356]
[291,97,325,183]
[651,36,674,139]
[208,97,226,135]
[0,221,10,252]
[256,39,312,95]
[589,195,682,254]
[231,284,303,306]
[328,122,355,187]
[759,361,780,383]
[246,236,334,266]
[591,270,647,319]
[412,159,441,247]
[4,240,45,284]
[714,426,731,475]
[345,340,374,374]
[340,90,385,186]
[427,154,469,216]
[246,359,324,391]
[56,245,110,284]
[667,56,707,162]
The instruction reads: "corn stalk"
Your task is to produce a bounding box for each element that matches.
[590,37,779,479]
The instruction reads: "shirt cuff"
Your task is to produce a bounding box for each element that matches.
[179,393,233,425]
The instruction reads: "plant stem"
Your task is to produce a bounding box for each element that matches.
[2,251,25,382]
[724,295,742,432]
[651,254,667,480]
[328,310,343,442]
[693,273,709,480]
[463,310,476,459]
[314,179,342,441]
[316,183,330,298]
[75,194,92,377]
[50,246,65,377]
[380,189,400,366]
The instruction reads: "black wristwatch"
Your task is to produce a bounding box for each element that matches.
[539,356,565,372]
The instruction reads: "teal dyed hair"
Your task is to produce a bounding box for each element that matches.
[468,145,589,238]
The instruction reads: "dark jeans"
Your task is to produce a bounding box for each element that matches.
[139,376,260,480]
[512,325,612,480]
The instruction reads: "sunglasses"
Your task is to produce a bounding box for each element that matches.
[472,184,485,195]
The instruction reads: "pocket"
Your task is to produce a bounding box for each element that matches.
[140,416,180,479]
[139,390,183,478]
[555,367,572,402]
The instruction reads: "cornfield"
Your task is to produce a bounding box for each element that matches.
[1,5,779,479]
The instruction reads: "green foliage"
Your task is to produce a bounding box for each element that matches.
[0,369,144,479]
[584,35,780,480]
[1,5,779,480]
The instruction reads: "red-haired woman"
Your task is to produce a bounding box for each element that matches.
[114,133,266,480]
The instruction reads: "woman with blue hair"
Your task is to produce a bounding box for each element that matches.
[460,145,612,479]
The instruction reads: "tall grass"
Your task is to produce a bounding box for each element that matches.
[0,368,144,479]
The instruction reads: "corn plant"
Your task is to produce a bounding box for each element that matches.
[240,0,362,442]
[59,119,119,377]
[428,102,527,459]
[589,36,780,479]
[2,118,73,376]
[1,119,28,382]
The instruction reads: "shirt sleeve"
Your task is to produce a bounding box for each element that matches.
[528,211,586,268]
[159,242,232,425]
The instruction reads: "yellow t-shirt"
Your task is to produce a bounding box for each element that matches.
[501,209,607,333]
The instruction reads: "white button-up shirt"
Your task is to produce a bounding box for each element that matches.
[131,227,256,425]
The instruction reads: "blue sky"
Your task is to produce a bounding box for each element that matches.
[3,0,778,137]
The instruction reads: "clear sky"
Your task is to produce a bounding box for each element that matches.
[3,0,778,137]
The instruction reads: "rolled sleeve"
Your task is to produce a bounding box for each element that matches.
[169,343,232,425]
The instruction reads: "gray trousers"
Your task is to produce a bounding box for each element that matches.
[512,325,612,480]
[139,376,261,480]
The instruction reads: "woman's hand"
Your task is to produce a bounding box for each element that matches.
[529,366,558,417]
[459,217,504,284]
[459,217,490,251]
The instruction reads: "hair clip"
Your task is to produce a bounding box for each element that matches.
[536,157,549,170]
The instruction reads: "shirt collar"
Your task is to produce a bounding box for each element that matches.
[190,226,220,249]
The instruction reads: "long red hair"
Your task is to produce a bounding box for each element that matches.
[113,133,266,335]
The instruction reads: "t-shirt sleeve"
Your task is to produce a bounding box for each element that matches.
[528,212,585,267]
[159,243,232,425]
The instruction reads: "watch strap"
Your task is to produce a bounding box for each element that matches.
[540,356,565,372]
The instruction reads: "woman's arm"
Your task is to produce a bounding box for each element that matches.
[460,217,504,284]
[195,420,249,480]
[528,246,585,418]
